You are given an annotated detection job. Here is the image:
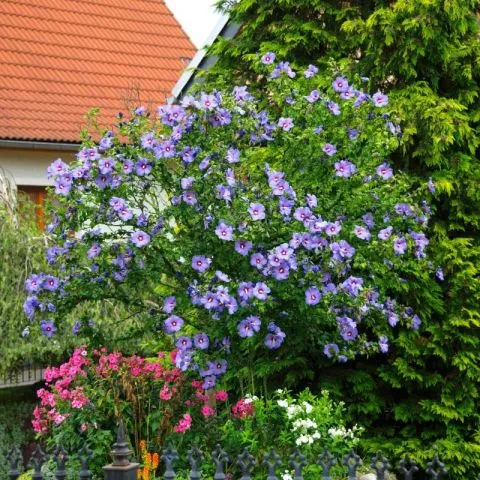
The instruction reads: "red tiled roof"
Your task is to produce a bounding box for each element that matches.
[0,0,196,142]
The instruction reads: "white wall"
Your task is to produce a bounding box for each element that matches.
[0,148,75,186]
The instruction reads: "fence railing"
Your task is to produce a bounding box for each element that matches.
[7,421,448,479]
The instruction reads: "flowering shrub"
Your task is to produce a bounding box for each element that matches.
[23,54,439,388]
[32,348,200,470]
[215,389,361,479]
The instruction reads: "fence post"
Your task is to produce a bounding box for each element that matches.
[103,420,139,480]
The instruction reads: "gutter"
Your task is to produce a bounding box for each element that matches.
[0,139,80,151]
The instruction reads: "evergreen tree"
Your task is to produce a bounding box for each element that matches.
[200,1,480,475]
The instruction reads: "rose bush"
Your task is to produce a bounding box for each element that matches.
[23,55,441,391]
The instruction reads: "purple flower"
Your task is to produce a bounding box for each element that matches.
[135,158,152,176]
[194,333,209,350]
[141,132,156,150]
[393,237,407,255]
[43,275,59,291]
[376,163,393,180]
[306,194,317,209]
[98,157,115,174]
[323,343,339,358]
[201,291,219,310]
[162,296,176,314]
[436,267,444,281]
[337,316,358,341]
[225,168,236,186]
[176,336,192,350]
[335,160,356,178]
[25,274,42,293]
[378,226,393,240]
[279,197,294,216]
[175,350,192,372]
[378,336,389,353]
[272,263,290,280]
[191,255,211,273]
[202,375,217,390]
[387,312,399,327]
[131,231,150,247]
[122,159,134,174]
[326,101,341,115]
[54,178,71,196]
[209,359,227,376]
[325,221,342,236]
[264,326,285,349]
[332,77,349,93]
[293,207,312,225]
[233,85,254,104]
[137,213,149,227]
[200,93,218,111]
[250,253,267,269]
[23,295,40,319]
[348,128,359,139]
[215,222,234,240]
[164,315,184,333]
[278,117,294,132]
[87,243,101,259]
[372,91,388,107]
[261,52,276,65]
[215,270,231,282]
[306,90,320,103]
[181,177,194,190]
[182,191,197,205]
[47,158,69,178]
[109,197,126,212]
[330,240,355,261]
[322,143,337,156]
[354,226,371,241]
[304,64,318,78]
[428,177,436,193]
[238,282,254,300]
[40,320,57,338]
[340,276,364,297]
[395,203,413,216]
[226,148,240,163]
[248,203,266,221]
[237,315,261,338]
[411,314,421,330]
[305,286,321,305]
[362,213,375,228]
[253,282,270,300]
[118,207,133,221]
[235,239,253,256]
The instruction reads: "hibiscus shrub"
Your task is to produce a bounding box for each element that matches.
[23,56,442,393]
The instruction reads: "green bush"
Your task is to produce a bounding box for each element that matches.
[198,2,480,476]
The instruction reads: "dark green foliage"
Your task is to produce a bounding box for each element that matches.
[201,0,480,476]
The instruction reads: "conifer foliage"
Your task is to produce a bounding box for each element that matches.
[205,0,480,475]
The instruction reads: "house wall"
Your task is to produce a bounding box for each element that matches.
[0,148,76,186]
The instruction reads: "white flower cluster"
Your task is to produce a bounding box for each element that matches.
[327,425,359,439]
[245,393,259,404]
[277,397,320,446]
[281,471,293,480]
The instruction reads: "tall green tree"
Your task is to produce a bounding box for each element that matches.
[201,0,480,475]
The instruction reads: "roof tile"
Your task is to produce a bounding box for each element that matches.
[0,0,196,142]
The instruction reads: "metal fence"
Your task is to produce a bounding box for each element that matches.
[7,421,448,480]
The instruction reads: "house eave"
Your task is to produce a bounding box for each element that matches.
[0,139,80,152]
